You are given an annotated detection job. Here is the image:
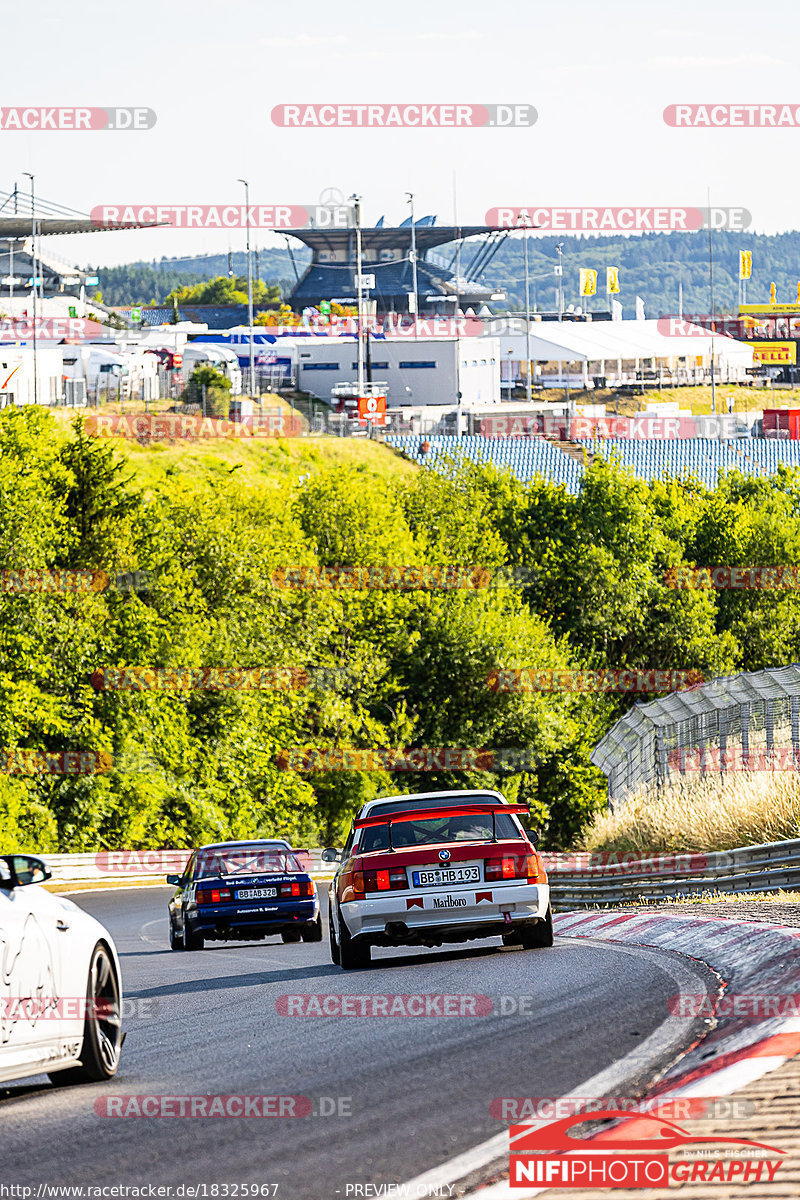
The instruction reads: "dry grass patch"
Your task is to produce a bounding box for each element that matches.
[580,770,800,856]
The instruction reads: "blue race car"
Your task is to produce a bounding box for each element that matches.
[167,839,321,950]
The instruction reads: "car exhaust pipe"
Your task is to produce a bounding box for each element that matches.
[385,921,410,938]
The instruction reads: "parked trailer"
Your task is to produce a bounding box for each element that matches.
[0,347,63,406]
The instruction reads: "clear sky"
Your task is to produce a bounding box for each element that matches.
[2,0,797,268]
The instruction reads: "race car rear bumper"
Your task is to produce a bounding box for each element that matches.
[342,882,549,945]
[190,898,319,940]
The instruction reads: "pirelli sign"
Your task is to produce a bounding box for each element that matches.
[746,341,796,365]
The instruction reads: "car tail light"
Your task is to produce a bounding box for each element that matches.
[196,888,232,904]
[485,856,539,883]
[362,867,407,893]
[351,872,366,898]
[279,880,315,897]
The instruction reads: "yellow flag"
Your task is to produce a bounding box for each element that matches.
[739,250,752,280]
[770,282,777,304]
[580,268,597,297]
[606,266,620,295]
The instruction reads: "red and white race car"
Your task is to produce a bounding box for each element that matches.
[324,790,552,969]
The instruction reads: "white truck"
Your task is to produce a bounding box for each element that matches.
[181,344,243,394]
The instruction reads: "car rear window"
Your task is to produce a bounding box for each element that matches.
[359,811,522,851]
[194,846,301,878]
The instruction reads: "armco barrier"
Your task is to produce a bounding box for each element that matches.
[543,836,800,911]
[37,837,800,902]
[39,849,327,884]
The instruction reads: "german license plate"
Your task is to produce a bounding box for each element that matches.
[235,887,277,899]
[412,866,480,887]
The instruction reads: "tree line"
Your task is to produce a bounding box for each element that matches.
[2,409,800,853]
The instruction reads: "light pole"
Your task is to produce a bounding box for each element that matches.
[237,178,255,398]
[406,192,418,330]
[23,172,37,405]
[350,194,365,399]
[518,214,532,404]
[707,187,717,420]
[555,242,564,322]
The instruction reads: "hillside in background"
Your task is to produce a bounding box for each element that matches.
[92,231,800,317]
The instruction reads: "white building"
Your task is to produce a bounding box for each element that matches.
[295,335,500,407]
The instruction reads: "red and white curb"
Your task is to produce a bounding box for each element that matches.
[402,909,800,1199]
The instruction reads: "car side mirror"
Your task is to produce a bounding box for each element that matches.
[526,828,540,847]
[6,855,52,886]
[166,874,180,885]
[321,848,341,863]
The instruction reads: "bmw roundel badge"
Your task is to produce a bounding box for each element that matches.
[438,849,451,861]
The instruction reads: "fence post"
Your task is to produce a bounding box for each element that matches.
[655,727,666,788]
[741,703,750,769]
[792,696,800,768]
[719,707,728,773]
[766,698,774,765]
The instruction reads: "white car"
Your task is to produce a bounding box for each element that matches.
[0,854,123,1087]
[325,790,552,969]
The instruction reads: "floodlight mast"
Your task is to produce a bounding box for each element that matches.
[238,178,255,398]
[350,194,365,397]
[23,172,37,405]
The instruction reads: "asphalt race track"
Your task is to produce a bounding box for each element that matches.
[1,887,718,1196]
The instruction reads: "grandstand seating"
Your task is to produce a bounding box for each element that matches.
[384,435,585,492]
[580,438,800,489]
[385,435,800,492]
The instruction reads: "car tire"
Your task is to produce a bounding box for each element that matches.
[281,929,303,943]
[169,916,183,951]
[329,908,341,965]
[337,906,371,970]
[301,915,323,942]
[520,905,554,949]
[48,943,122,1085]
[182,913,204,951]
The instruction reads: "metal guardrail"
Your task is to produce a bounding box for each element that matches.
[543,837,800,910]
[37,838,800,904]
[40,849,327,884]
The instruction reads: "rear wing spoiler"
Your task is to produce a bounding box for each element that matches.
[354,802,531,830]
